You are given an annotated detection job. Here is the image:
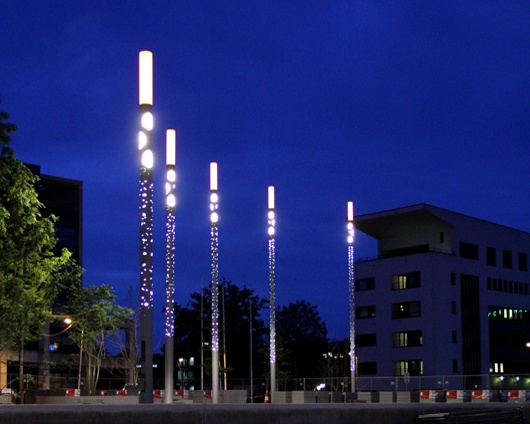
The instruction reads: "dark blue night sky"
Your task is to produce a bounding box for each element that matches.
[2,1,530,350]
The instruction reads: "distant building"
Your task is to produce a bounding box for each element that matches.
[27,163,83,266]
[1,164,83,392]
[354,204,530,388]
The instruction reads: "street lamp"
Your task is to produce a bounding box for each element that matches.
[164,129,176,404]
[346,201,356,393]
[210,162,220,404]
[138,50,154,403]
[268,186,276,403]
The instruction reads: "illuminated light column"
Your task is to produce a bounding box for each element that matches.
[164,129,176,404]
[267,186,276,403]
[347,201,356,393]
[138,50,154,404]
[210,162,220,404]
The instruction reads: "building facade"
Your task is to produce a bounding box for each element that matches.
[354,204,530,388]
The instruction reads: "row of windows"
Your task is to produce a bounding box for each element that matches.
[394,359,423,376]
[357,329,458,348]
[487,305,529,321]
[357,301,422,319]
[358,359,460,376]
[487,277,530,295]
[356,272,421,292]
[460,242,528,271]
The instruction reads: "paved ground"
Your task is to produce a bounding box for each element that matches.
[0,402,528,424]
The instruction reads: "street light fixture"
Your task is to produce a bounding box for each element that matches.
[138,50,154,404]
[210,162,220,404]
[268,186,276,403]
[346,201,356,393]
[164,129,176,404]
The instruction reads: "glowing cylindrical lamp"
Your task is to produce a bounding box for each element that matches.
[210,162,220,403]
[268,186,276,403]
[346,201,356,393]
[138,50,154,403]
[164,129,176,404]
[139,51,153,106]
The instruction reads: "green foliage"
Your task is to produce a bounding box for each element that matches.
[276,300,329,379]
[0,102,80,402]
[61,284,134,394]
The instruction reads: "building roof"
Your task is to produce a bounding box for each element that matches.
[355,203,530,241]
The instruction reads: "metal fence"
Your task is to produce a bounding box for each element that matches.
[4,373,528,393]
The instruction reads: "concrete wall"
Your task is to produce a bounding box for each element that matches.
[0,403,528,424]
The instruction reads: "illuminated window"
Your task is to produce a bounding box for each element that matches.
[393,330,422,347]
[392,272,420,290]
[394,359,423,376]
[392,301,421,319]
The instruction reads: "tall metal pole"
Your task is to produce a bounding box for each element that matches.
[164,129,176,403]
[347,201,356,393]
[210,162,220,404]
[268,186,276,403]
[250,299,253,403]
[222,281,227,390]
[138,50,154,404]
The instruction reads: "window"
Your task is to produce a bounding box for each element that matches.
[358,361,377,375]
[392,301,421,319]
[394,359,423,376]
[451,301,457,315]
[453,359,458,373]
[356,277,375,291]
[393,330,422,347]
[356,306,376,319]
[392,272,421,290]
[460,242,479,260]
[451,272,456,286]
[519,253,528,272]
[356,333,376,347]
[452,330,457,343]
[503,250,513,269]
[487,247,497,266]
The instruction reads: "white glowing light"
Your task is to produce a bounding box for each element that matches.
[347,222,353,230]
[268,186,275,210]
[167,194,176,207]
[211,192,219,203]
[211,212,219,223]
[268,227,275,236]
[268,210,275,220]
[348,235,354,244]
[141,112,154,131]
[139,51,153,105]
[142,149,154,168]
[347,201,354,222]
[165,182,171,195]
[210,162,218,191]
[166,129,176,165]
[138,131,147,150]
[167,169,176,182]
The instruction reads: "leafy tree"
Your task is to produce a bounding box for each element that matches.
[276,300,328,379]
[171,278,269,387]
[0,102,78,402]
[61,284,134,395]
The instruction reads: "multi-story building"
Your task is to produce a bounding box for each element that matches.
[354,204,530,388]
